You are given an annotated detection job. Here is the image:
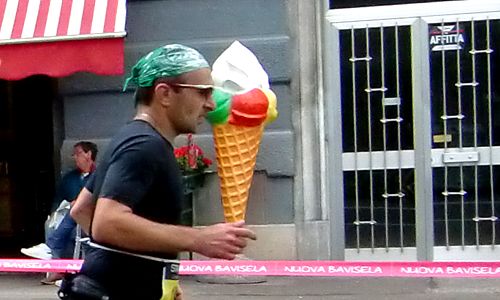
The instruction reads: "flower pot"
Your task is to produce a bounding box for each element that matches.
[181,173,206,195]
[179,173,206,227]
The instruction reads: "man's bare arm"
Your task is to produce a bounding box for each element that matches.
[70,187,94,235]
[92,198,256,260]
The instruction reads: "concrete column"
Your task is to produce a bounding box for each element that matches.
[291,0,330,259]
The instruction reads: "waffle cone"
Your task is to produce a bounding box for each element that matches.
[212,123,264,222]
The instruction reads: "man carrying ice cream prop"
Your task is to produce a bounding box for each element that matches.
[66,42,276,300]
[67,43,271,300]
[207,41,279,224]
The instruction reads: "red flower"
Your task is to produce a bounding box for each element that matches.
[174,147,188,158]
[202,157,212,166]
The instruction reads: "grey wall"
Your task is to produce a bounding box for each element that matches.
[58,0,295,226]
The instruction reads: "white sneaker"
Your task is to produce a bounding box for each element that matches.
[55,279,62,287]
[21,243,52,260]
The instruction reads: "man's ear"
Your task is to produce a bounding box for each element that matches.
[154,83,173,107]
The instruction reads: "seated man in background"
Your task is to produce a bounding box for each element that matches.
[21,141,98,284]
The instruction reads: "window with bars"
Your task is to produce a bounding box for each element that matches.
[330,0,457,9]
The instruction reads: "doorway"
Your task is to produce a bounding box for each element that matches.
[325,1,500,261]
[0,76,57,257]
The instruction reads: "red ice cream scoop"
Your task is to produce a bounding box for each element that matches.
[228,88,269,127]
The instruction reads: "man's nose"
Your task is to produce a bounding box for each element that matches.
[205,97,215,111]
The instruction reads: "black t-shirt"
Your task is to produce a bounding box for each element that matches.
[80,120,184,300]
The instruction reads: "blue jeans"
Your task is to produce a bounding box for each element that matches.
[46,213,76,259]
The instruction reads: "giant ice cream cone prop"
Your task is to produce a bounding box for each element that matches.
[207,41,278,223]
[212,123,264,222]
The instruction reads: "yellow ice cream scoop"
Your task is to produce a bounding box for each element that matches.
[261,88,278,124]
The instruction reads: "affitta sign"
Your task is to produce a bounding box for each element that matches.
[429,25,466,52]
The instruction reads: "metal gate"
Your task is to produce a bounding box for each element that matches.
[325,1,500,261]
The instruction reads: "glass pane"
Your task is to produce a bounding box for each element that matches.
[344,169,416,249]
[433,166,500,246]
[340,26,414,153]
[330,0,456,9]
[430,20,500,148]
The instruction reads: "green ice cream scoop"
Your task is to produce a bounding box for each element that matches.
[206,89,232,125]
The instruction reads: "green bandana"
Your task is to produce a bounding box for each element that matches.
[123,44,209,91]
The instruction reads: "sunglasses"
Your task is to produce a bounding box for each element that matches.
[169,83,216,98]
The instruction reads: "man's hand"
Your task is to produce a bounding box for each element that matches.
[193,221,257,260]
[175,284,183,300]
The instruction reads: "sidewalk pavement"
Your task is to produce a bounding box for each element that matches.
[2,273,500,299]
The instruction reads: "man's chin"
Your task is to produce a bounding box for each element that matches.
[179,127,197,135]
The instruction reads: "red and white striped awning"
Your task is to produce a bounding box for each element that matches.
[0,0,127,80]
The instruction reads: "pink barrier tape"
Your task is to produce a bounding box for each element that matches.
[3,259,500,278]
[0,259,82,273]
